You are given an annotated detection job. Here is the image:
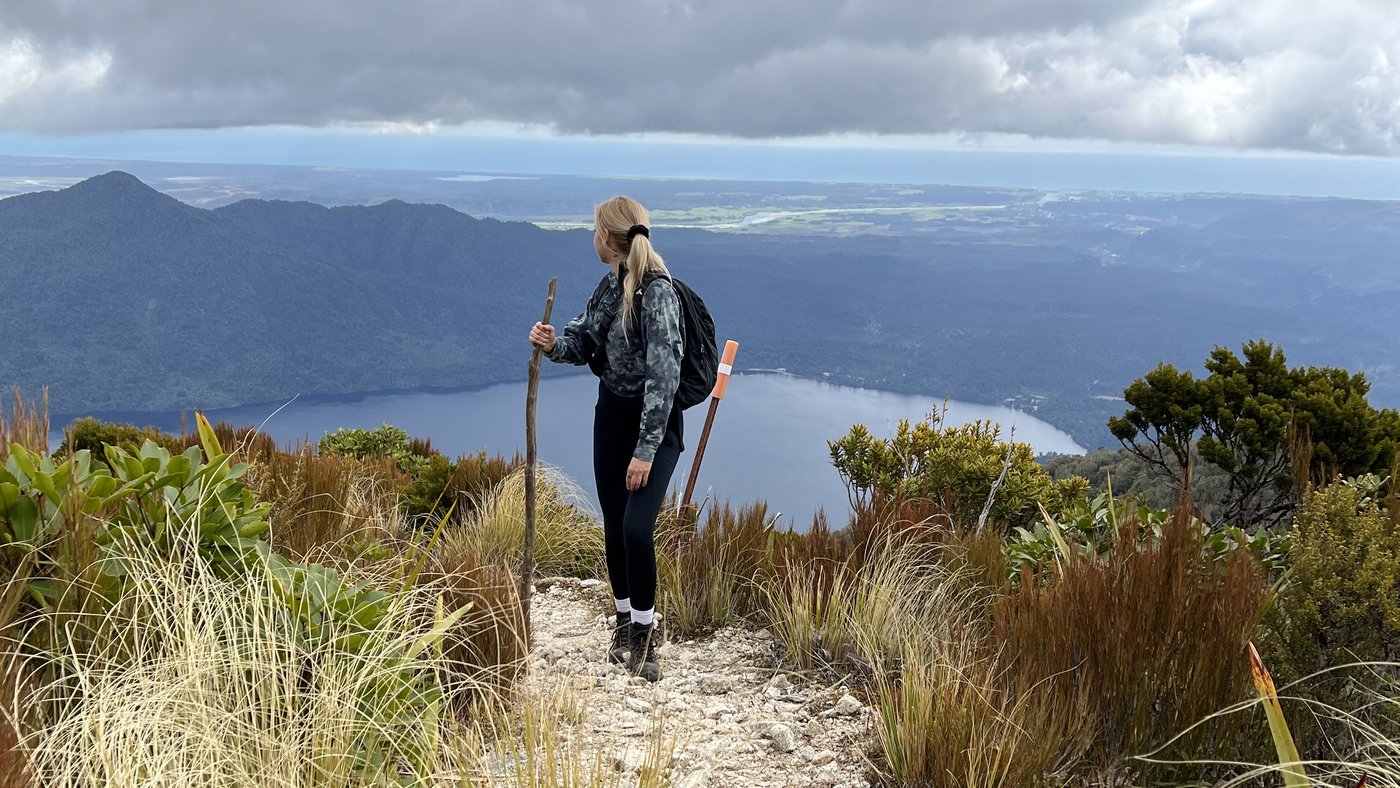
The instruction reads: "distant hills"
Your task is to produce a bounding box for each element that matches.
[3,171,1399,450]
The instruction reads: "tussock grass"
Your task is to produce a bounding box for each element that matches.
[8,519,508,786]
[993,504,1271,780]
[439,467,604,580]
[657,501,773,637]
[249,448,405,561]
[418,547,528,704]
[0,387,48,464]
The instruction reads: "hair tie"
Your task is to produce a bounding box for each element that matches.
[626,224,650,241]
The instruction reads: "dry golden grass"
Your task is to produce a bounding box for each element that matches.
[438,467,604,580]
[13,525,509,787]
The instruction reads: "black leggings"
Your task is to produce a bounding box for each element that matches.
[593,381,684,613]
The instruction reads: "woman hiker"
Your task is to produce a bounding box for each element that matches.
[527,196,684,683]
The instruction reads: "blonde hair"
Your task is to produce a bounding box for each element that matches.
[595,196,670,340]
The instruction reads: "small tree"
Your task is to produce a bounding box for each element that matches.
[1110,340,1400,528]
[828,408,1088,533]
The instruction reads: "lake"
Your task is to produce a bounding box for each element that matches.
[156,373,1081,529]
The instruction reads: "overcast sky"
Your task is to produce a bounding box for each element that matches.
[2,0,1397,157]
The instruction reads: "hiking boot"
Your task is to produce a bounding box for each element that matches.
[608,613,629,665]
[626,621,660,682]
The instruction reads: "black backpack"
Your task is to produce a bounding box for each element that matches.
[588,272,719,411]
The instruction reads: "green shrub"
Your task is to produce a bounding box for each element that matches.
[319,423,428,475]
[1270,477,1400,680]
[1006,492,1292,581]
[1,416,271,655]
[60,416,183,459]
[828,411,1089,532]
[400,449,521,521]
[1109,340,1400,528]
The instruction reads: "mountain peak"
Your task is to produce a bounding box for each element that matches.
[66,170,165,197]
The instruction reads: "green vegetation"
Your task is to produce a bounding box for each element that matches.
[7,331,1400,786]
[828,408,1090,532]
[0,393,592,787]
[318,423,431,474]
[1110,339,1400,528]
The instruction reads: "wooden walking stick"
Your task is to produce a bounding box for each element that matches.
[680,340,740,526]
[521,277,557,632]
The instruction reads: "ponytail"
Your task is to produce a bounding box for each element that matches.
[594,196,670,341]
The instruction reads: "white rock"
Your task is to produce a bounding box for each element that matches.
[613,752,645,772]
[764,686,809,703]
[769,723,799,753]
[699,676,733,695]
[625,697,652,713]
[798,746,818,762]
[833,693,863,716]
[580,578,604,589]
[810,750,837,766]
[804,719,823,738]
[675,770,711,788]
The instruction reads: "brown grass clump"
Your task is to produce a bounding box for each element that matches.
[656,501,774,637]
[180,419,282,465]
[419,547,528,704]
[0,387,49,462]
[249,447,405,561]
[992,504,1270,780]
[0,653,36,788]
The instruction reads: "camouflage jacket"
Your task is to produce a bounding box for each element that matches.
[547,268,683,462]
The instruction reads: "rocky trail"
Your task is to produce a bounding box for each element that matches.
[515,577,876,787]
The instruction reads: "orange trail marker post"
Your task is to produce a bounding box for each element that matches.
[681,340,740,522]
[521,277,557,634]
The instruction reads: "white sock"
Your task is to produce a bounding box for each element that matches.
[631,608,655,626]
[614,598,631,614]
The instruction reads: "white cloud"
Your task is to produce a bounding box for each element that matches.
[0,0,1396,154]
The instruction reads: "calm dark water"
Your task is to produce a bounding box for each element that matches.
[54,374,1084,528]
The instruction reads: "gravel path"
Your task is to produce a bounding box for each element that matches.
[519,577,876,788]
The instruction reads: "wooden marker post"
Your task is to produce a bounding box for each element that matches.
[521,277,557,632]
[680,340,740,522]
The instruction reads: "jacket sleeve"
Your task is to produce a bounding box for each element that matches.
[546,305,590,365]
[634,279,684,461]
[547,277,609,366]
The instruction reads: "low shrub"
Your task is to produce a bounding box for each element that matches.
[60,416,183,459]
[401,449,522,522]
[319,423,430,475]
[829,410,1089,533]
